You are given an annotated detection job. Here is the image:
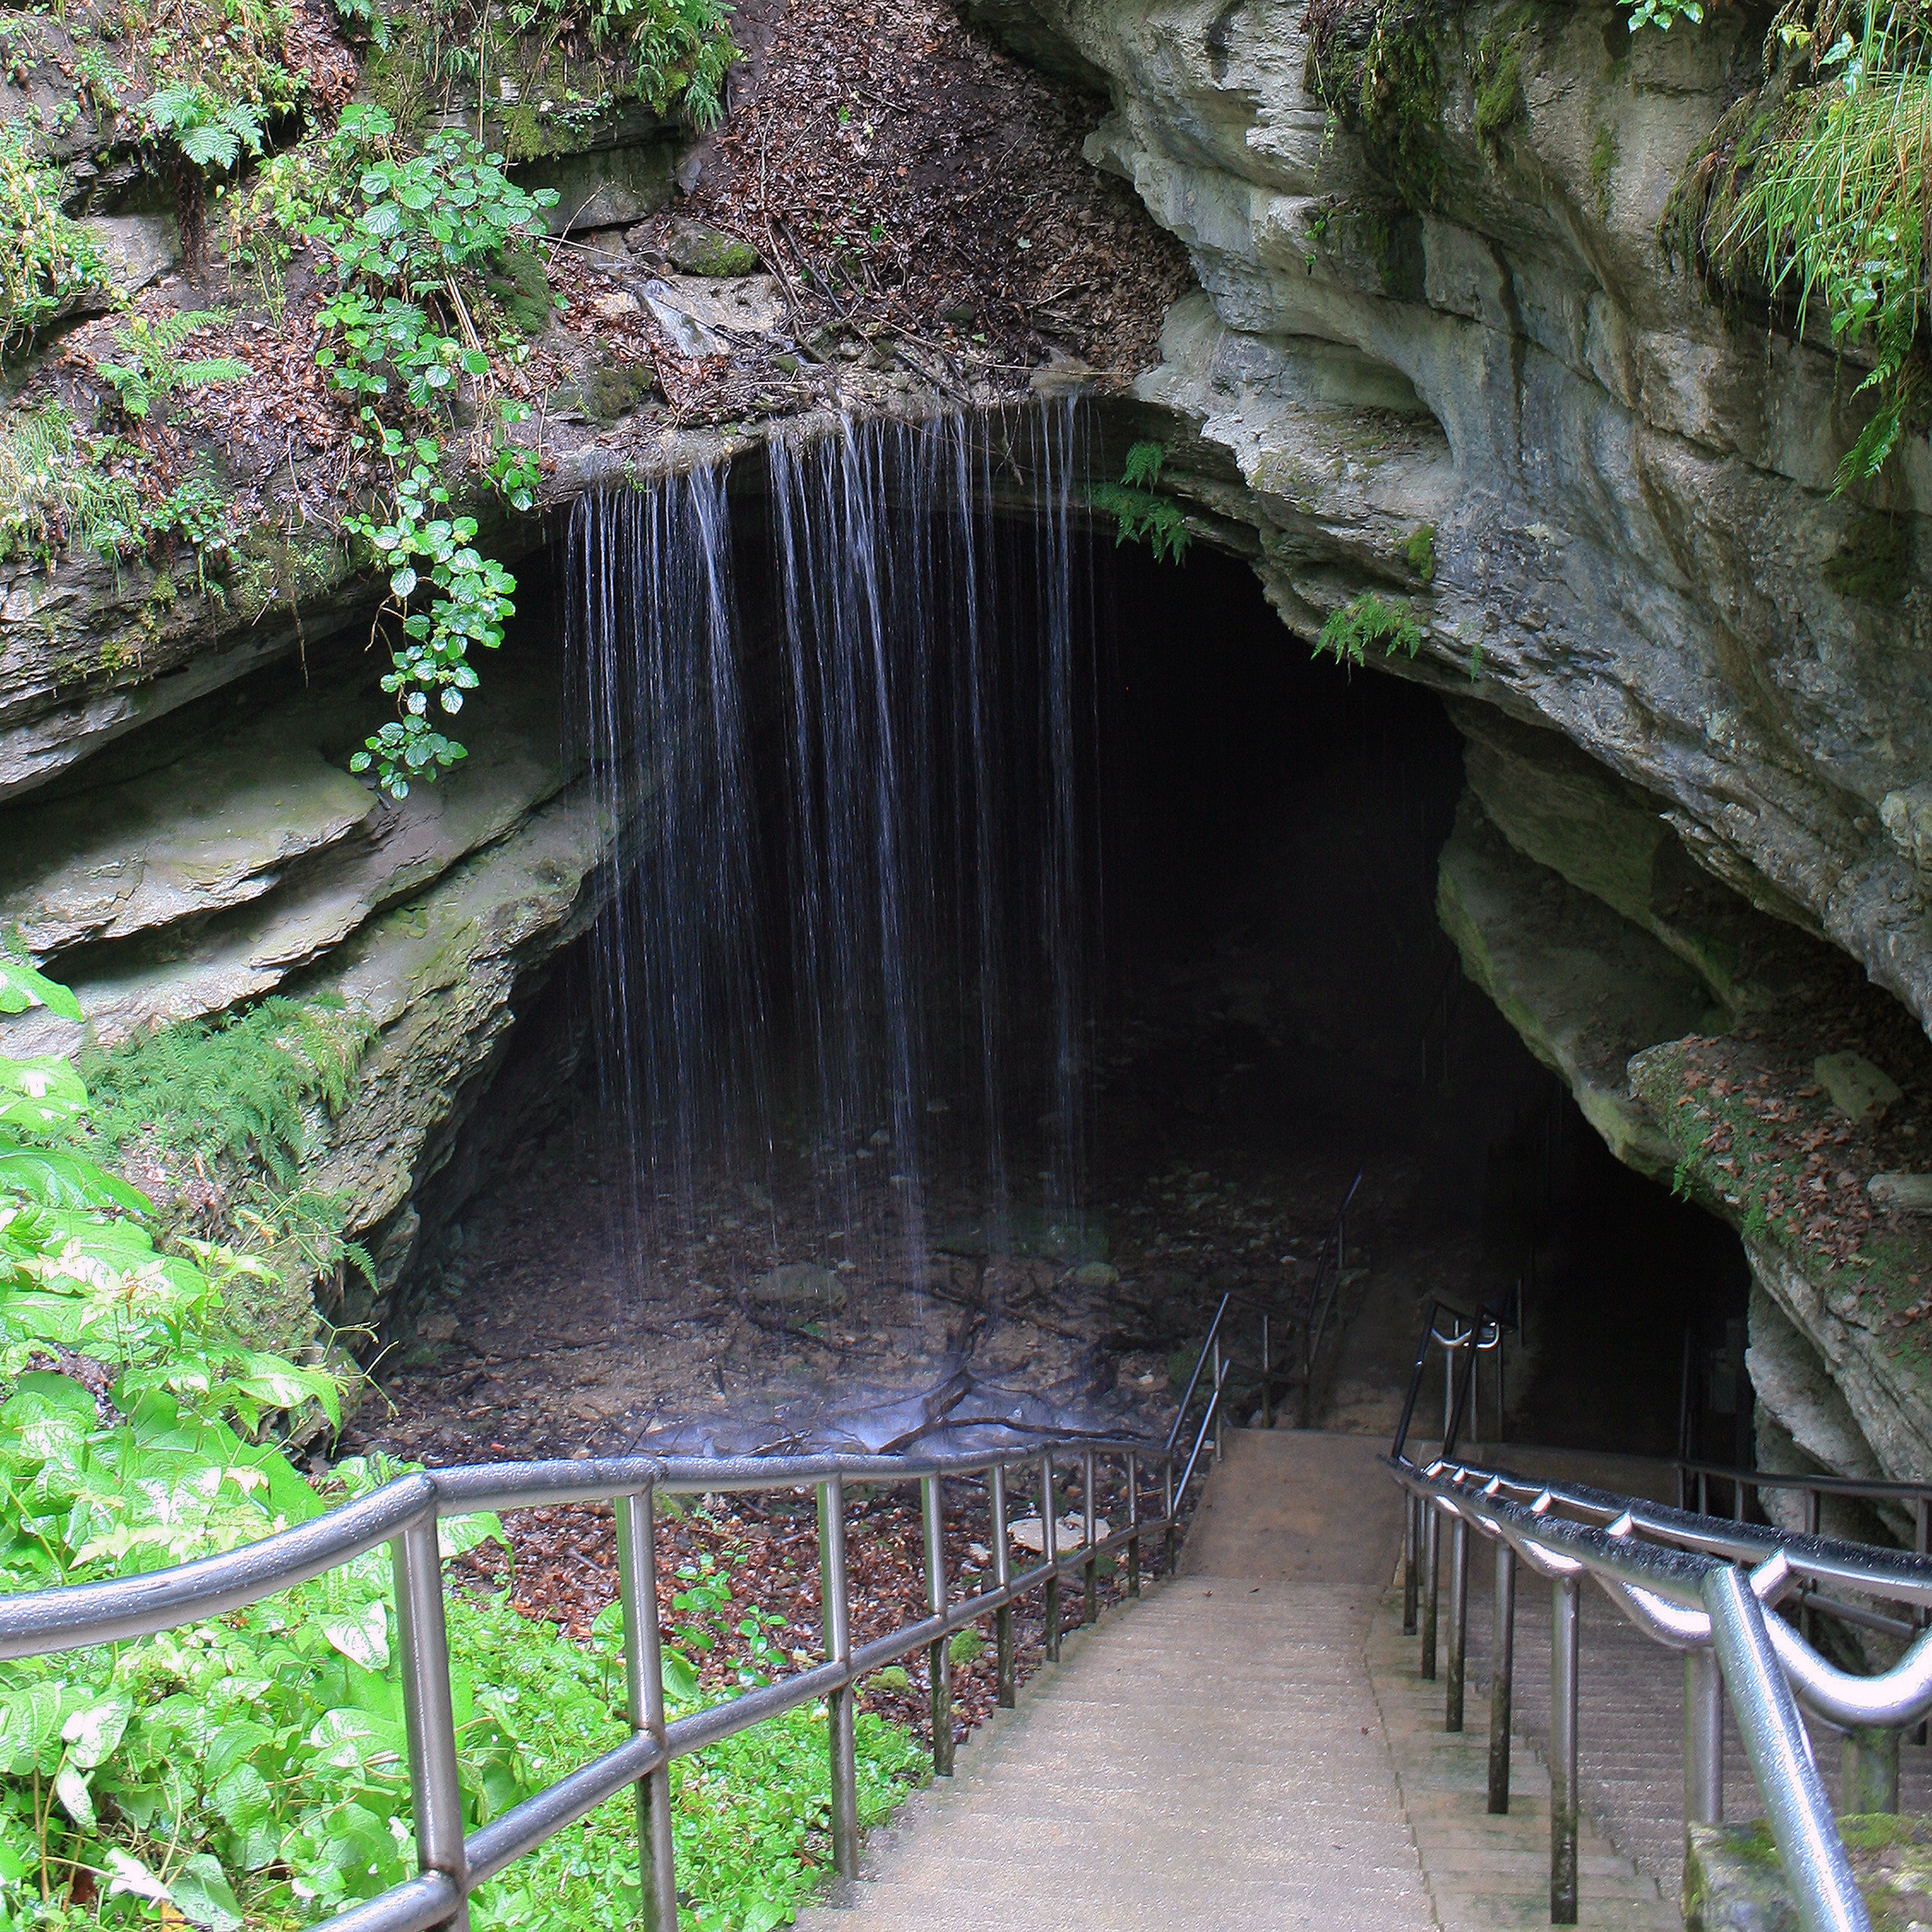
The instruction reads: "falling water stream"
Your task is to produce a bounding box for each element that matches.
[560,404,1112,1447]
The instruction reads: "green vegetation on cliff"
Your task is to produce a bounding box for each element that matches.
[0,965,926,1930]
[1662,0,1930,488]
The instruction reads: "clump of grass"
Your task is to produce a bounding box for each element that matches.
[85,993,378,1184]
[1712,5,1932,488]
[0,401,144,564]
[0,122,113,356]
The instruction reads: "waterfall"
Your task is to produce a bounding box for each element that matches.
[563,402,1104,1305]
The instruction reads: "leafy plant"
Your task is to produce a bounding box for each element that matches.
[93,308,249,423]
[0,402,144,564]
[140,84,273,266]
[505,0,738,126]
[1401,522,1436,582]
[345,423,524,799]
[1714,9,1931,488]
[0,123,112,357]
[1090,441,1191,565]
[1314,589,1425,667]
[1627,0,1703,30]
[84,995,376,1188]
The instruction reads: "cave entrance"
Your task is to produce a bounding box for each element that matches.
[354,412,1749,1468]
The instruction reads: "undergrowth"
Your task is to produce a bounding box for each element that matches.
[83,996,375,1188]
[0,405,144,566]
[0,962,927,1932]
[1663,0,1932,488]
[0,126,112,359]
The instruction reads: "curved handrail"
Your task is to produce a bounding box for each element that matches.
[0,1430,1179,1931]
[1388,1451,1932,1932]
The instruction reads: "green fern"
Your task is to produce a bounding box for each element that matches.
[85,994,377,1185]
[140,84,267,173]
[1091,443,1190,565]
[95,308,249,421]
[1314,591,1424,667]
[1120,439,1167,488]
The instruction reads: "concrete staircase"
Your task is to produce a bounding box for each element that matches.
[795,1432,1686,1932]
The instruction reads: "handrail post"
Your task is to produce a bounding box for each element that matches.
[1126,1452,1141,1598]
[1842,1727,1901,1815]
[817,1479,859,1877]
[991,1463,1016,1708]
[1213,1337,1225,1463]
[1446,1514,1469,1733]
[1703,1563,1870,1932]
[1421,1502,1441,1681]
[1551,1575,1580,1926]
[1488,1540,1515,1815]
[1082,1453,1099,1626]
[392,1515,471,1931]
[922,1473,954,1776]
[1403,1493,1419,1636]
[1683,1645,1723,1833]
[1042,1454,1061,1662]
[1162,1460,1175,1577]
[1260,1314,1273,1430]
[1803,1489,1822,1646]
[618,1489,679,1927]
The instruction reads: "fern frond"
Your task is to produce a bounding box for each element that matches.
[1120,440,1167,488]
[176,356,249,388]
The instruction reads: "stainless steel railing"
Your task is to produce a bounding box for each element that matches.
[0,1438,1177,1932]
[1164,1171,1365,1495]
[1385,1452,1932,1932]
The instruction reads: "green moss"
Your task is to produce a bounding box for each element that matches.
[581,353,656,420]
[1361,15,1448,207]
[1824,509,1911,605]
[1591,121,1620,220]
[484,244,555,336]
[1471,26,1525,148]
[1309,4,1447,211]
[1402,522,1437,582]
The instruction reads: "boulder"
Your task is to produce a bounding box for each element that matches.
[665,220,761,276]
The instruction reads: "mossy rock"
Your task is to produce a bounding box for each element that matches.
[581,354,656,421]
[484,245,554,337]
[1685,1817,1932,1932]
[666,218,761,276]
[1825,510,1912,607]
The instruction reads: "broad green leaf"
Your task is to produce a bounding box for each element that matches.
[171,1852,243,1932]
[437,1509,506,1560]
[0,1056,88,1133]
[104,1847,171,1904]
[53,1761,94,1828]
[0,959,81,1019]
[661,1649,700,1704]
[322,1596,391,1671]
[61,1694,132,1768]
[0,1146,150,1213]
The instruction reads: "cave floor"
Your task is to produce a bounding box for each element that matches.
[340,943,1489,1469]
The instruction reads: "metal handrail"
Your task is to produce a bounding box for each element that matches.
[1164,1171,1365,1491]
[1385,1452,1932,1932]
[0,1435,1177,1932]
[1300,1167,1364,1426]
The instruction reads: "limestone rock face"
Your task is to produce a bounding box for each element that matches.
[972,0,1932,1045]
